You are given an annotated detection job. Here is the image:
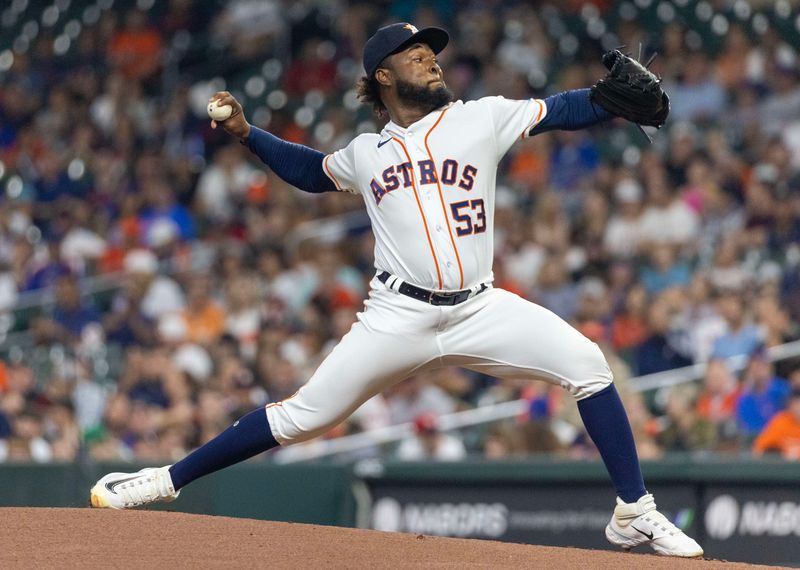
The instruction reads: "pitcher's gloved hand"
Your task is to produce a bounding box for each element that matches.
[590,49,670,129]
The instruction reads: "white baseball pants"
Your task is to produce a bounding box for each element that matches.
[265,276,613,445]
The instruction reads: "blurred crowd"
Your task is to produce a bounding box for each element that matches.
[1,0,800,464]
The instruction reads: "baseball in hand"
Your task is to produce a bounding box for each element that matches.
[207,99,233,121]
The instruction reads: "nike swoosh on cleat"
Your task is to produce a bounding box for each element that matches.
[631,525,654,540]
[105,476,140,494]
[377,139,391,148]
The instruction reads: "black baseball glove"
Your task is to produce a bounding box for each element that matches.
[590,49,670,129]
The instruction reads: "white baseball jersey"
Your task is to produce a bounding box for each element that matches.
[323,96,547,291]
[267,95,612,450]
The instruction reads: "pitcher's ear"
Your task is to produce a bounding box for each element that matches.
[375,67,392,87]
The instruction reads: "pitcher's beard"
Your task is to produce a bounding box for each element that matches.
[396,79,454,114]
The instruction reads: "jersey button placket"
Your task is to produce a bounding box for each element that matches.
[407,137,436,287]
[419,131,454,288]
[410,131,452,286]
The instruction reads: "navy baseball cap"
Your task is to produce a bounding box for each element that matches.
[363,23,449,78]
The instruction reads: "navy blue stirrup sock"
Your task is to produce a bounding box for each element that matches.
[577,384,647,503]
[169,406,279,490]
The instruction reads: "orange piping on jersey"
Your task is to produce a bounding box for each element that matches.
[520,99,545,140]
[323,154,344,191]
[424,108,464,289]
[391,137,443,289]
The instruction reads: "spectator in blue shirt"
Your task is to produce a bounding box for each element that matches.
[32,274,101,345]
[33,154,73,204]
[0,409,11,439]
[711,291,763,359]
[640,244,692,296]
[664,52,726,122]
[634,298,693,376]
[138,178,196,242]
[24,240,72,292]
[550,132,600,195]
[736,346,790,438]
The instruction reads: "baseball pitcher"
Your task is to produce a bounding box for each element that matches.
[91,23,700,557]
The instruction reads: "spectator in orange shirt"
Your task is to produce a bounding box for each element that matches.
[696,358,742,451]
[107,9,164,80]
[696,359,742,423]
[611,285,649,352]
[181,274,226,346]
[753,389,800,460]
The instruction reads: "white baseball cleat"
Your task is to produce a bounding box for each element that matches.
[605,493,704,557]
[89,466,180,509]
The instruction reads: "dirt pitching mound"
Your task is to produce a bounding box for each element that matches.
[0,508,783,569]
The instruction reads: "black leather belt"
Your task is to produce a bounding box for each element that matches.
[378,271,488,306]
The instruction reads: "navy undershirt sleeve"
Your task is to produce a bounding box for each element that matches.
[529,88,614,135]
[243,126,337,193]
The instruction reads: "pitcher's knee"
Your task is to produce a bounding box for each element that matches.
[265,400,342,446]
[570,341,614,399]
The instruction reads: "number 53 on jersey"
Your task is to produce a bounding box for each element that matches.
[450,199,486,236]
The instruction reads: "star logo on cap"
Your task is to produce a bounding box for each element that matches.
[403,23,418,33]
